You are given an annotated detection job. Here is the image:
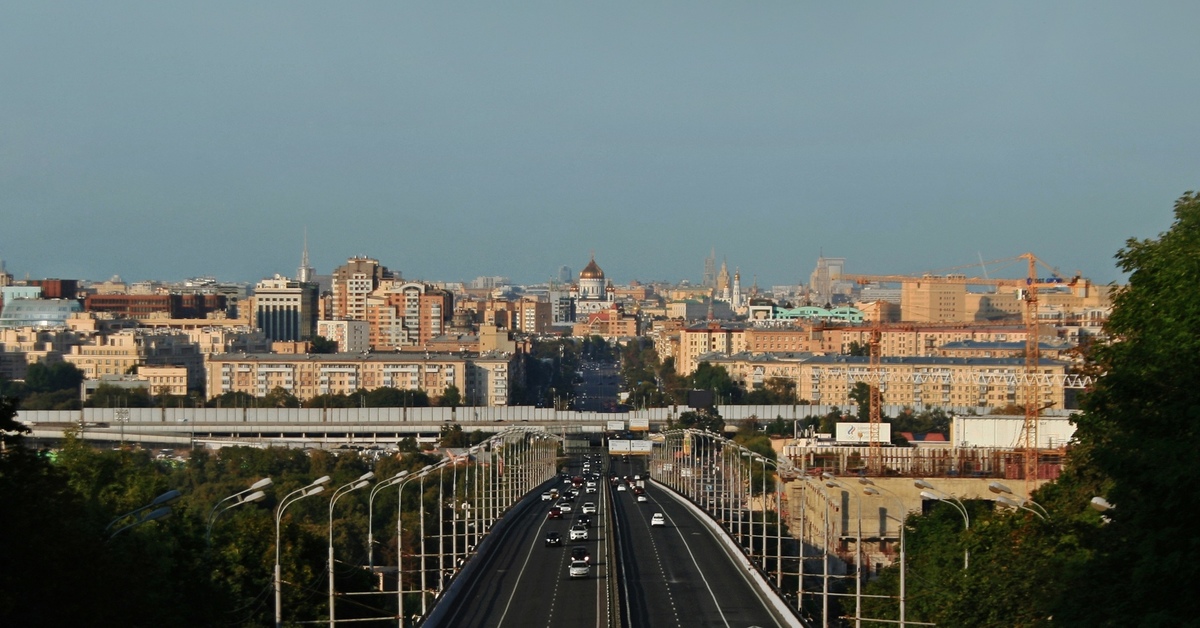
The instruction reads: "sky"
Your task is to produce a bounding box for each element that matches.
[2,2,1197,288]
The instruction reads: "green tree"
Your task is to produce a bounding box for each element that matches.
[437,384,462,408]
[1053,191,1200,624]
[689,362,741,404]
[310,335,338,353]
[24,361,84,394]
[84,383,154,408]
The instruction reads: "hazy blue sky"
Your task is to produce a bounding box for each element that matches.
[2,2,1197,287]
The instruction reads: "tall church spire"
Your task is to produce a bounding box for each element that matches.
[297,228,315,283]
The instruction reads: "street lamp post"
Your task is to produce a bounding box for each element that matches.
[989,481,1049,520]
[329,472,375,627]
[107,489,182,539]
[368,471,409,581]
[861,478,906,628]
[915,479,970,569]
[827,479,862,628]
[206,478,272,546]
[397,464,433,627]
[275,476,331,628]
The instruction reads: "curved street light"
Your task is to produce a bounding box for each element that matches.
[107,489,182,539]
[988,481,1049,519]
[367,471,409,578]
[207,478,272,546]
[275,475,331,628]
[860,478,907,628]
[915,479,970,569]
[328,472,375,627]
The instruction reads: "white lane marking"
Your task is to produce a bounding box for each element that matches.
[495,502,555,627]
[659,504,733,628]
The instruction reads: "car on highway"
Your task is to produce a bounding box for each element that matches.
[650,513,665,527]
[547,507,562,520]
[570,524,589,541]
[616,484,627,492]
[585,485,597,493]
[581,502,597,514]
[541,491,552,501]
[637,494,648,503]
[557,501,573,513]
[569,560,590,579]
[571,545,591,563]
[545,531,562,546]
[576,515,591,528]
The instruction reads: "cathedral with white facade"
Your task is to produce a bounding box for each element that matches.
[569,257,616,318]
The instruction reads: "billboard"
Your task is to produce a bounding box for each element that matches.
[629,440,653,454]
[629,417,650,431]
[835,422,891,444]
[608,440,632,453]
[607,420,625,432]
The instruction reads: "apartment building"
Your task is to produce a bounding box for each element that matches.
[63,329,206,391]
[702,353,1070,410]
[572,306,638,339]
[84,293,227,321]
[365,282,453,350]
[676,322,749,376]
[249,276,319,342]
[206,351,519,406]
[330,256,396,321]
[317,320,370,353]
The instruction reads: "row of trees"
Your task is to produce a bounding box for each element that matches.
[0,399,504,626]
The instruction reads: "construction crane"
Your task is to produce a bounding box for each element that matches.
[844,253,1084,491]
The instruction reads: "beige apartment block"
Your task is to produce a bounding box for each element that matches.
[700,353,1070,409]
[139,365,189,396]
[676,322,748,376]
[63,329,206,389]
[900,279,967,323]
[206,351,518,406]
[572,306,638,339]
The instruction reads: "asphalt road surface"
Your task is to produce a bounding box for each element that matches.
[439,453,792,628]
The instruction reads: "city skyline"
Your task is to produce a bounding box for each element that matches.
[4,3,1198,286]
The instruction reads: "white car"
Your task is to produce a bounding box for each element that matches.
[617,484,627,492]
[569,559,590,578]
[637,494,648,503]
[557,502,573,513]
[541,491,552,501]
[581,502,597,514]
[650,513,665,527]
[570,524,589,541]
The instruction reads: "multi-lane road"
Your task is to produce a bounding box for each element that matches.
[434,453,797,628]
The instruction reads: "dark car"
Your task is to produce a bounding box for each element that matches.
[545,531,563,547]
[547,507,563,520]
[571,545,591,563]
[576,515,591,528]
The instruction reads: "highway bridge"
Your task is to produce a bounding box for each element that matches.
[427,451,802,628]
